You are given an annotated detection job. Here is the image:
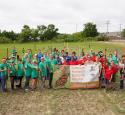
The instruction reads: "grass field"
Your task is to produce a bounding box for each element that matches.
[0,41,125,115]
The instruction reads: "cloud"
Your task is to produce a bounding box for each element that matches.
[0,0,125,33]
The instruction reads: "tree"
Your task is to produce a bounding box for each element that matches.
[37,24,58,41]
[82,22,98,37]
[0,30,18,41]
[19,25,32,42]
[121,29,125,37]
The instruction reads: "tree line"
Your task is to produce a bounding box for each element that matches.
[1,22,124,43]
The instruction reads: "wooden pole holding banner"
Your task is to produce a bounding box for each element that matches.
[104,48,107,65]
[7,48,9,59]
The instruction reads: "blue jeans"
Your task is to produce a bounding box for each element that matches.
[24,76,31,89]
[0,77,6,92]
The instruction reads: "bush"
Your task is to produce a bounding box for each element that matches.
[0,37,12,43]
[96,35,109,41]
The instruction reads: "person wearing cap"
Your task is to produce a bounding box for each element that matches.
[84,55,94,64]
[11,47,17,57]
[0,58,8,92]
[24,58,32,91]
[31,59,39,90]
[39,57,47,89]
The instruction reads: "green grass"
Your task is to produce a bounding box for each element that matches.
[0,41,125,60]
[0,41,125,115]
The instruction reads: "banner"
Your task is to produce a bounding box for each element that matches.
[53,63,100,89]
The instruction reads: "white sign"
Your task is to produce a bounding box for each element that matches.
[70,63,100,83]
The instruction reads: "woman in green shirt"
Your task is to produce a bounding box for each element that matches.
[31,60,39,90]
[24,58,32,90]
[17,59,24,88]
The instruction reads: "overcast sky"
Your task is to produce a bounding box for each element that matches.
[0,0,125,33]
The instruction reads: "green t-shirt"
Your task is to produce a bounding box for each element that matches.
[47,59,57,73]
[22,57,27,65]
[25,62,32,77]
[39,61,47,76]
[0,63,8,77]
[9,65,17,76]
[44,56,49,61]
[31,64,38,79]
[17,63,24,77]
[28,53,32,60]
[112,55,119,65]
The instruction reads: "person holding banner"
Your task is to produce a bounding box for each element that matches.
[65,52,71,65]
[104,65,113,90]
[69,56,78,65]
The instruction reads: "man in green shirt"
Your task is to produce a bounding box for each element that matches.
[0,58,7,92]
[39,57,47,89]
[47,55,57,88]
[24,58,32,90]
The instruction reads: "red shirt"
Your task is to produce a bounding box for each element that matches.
[99,57,107,67]
[104,65,109,71]
[91,56,97,62]
[69,61,78,65]
[82,57,87,63]
[77,60,83,65]
[63,61,69,65]
[105,69,113,80]
[111,64,117,74]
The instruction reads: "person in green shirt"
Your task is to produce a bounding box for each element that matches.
[27,49,32,60]
[31,60,39,90]
[17,59,24,88]
[47,55,57,88]
[0,58,7,92]
[112,50,119,65]
[24,58,32,90]
[8,61,17,90]
[44,52,49,61]
[108,54,113,66]
[39,57,47,89]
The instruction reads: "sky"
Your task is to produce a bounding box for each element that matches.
[0,0,125,33]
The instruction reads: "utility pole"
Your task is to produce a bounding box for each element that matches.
[106,20,110,34]
[75,24,78,33]
[120,24,122,40]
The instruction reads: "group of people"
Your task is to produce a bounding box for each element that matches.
[0,47,125,92]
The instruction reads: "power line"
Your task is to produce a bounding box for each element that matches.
[105,20,110,33]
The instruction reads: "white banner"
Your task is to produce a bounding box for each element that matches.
[70,63,100,83]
